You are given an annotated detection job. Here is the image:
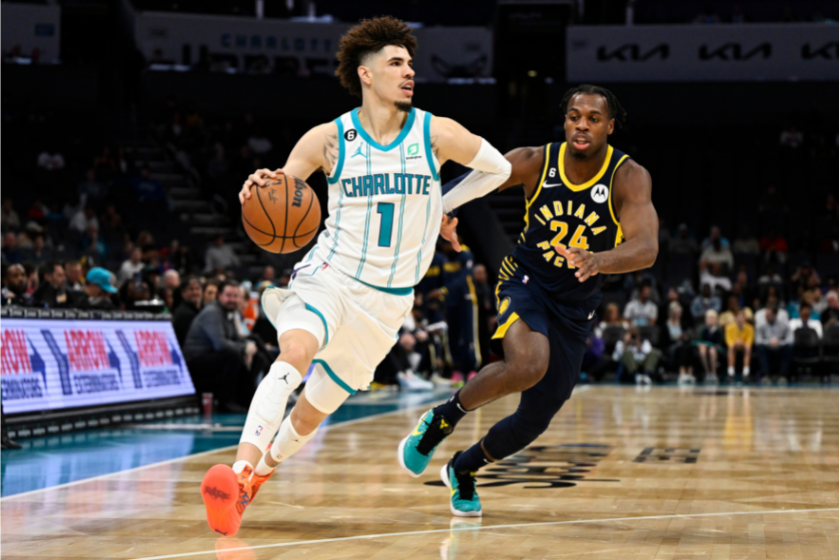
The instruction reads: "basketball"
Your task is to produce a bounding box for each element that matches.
[241,175,321,254]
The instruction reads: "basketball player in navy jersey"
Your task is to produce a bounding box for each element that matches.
[399,84,659,516]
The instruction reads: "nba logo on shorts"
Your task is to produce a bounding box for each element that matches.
[255,425,264,436]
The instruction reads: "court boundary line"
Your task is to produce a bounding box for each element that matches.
[129,507,840,560]
[0,399,446,502]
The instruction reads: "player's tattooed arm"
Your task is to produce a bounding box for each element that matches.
[322,130,339,174]
[497,147,545,197]
[557,160,658,282]
[239,122,336,203]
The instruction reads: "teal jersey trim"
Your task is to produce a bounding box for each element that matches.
[304,302,330,349]
[326,118,345,184]
[415,196,432,283]
[355,142,373,279]
[312,359,356,395]
[422,111,440,182]
[356,277,413,296]
[388,143,408,288]
[351,107,416,152]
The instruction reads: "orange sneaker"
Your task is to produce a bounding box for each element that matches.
[201,464,254,537]
[249,469,275,504]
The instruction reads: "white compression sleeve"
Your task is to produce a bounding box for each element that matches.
[240,362,302,451]
[269,416,318,463]
[441,138,512,214]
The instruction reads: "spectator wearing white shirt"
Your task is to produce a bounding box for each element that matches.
[755,307,793,382]
[612,326,660,385]
[623,284,658,327]
[755,295,789,330]
[117,247,145,286]
[699,262,732,294]
[69,207,99,235]
[789,303,823,339]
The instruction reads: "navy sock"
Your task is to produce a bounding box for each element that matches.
[433,390,468,425]
[454,440,492,473]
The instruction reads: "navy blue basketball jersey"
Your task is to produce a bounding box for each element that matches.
[506,142,629,302]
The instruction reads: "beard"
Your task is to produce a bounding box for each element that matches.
[570,149,588,160]
[395,100,413,113]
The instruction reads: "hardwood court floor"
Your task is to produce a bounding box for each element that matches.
[2,386,837,560]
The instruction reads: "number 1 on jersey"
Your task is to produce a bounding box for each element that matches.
[377,202,395,247]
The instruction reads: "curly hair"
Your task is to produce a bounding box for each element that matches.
[335,16,418,98]
[561,84,627,129]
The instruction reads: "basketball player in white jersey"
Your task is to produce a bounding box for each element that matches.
[201,16,511,536]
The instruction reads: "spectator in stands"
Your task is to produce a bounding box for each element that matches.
[699,262,732,293]
[700,225,730,253]
[789,302,823,338]
[613,326,660,385]
[32,261,80,308]
[691,284,721,323]
[760,227,789,263]
[2,264,29,306]
[669,223,698,254]
[82,267,117,310]
[81,224,107,260]
[77,169,108,206]
[1,199,20,232]
[658,288,690,328]
[695,309,724,383]
[732,225,760,254]
[725,309,753,380]
[202,280,219,305]
[69,207,99,235]
[160,269,181,310]
[37,148,65,171]
[204,234,240,273]
[623,283,657,326]
[1,232,21,265]
[173,276,202,346]
[663,301,694,384]
[117,247,144,286]
[119,275,153,310]
[790,261,821,293]
[732,269,758,310]
[261,265,276,283]
[787,288,821,322]
[17,222,42,251]
[718,295,741,327]
[755,295,789,329]
[755,307,792,383]
[183,280,258,411]
[65,260,84,291]
[19,234,49,266]
[100,204,124,243]
[130,167,168,204]
[822,291,838,326]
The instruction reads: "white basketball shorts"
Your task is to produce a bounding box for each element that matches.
[261,261,413,414]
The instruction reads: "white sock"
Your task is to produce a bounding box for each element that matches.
[743,366,750,376]
[727,366,735,376]
[254,455,275,477]
[232,460,253,474]
[269,416,318,464]
[240,362,303,452]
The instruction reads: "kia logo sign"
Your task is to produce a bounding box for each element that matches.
[700,42,772,61]
[597,44,669,62]
[802,42,838,60]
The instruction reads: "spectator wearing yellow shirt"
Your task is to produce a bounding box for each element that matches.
[726,310,754,380]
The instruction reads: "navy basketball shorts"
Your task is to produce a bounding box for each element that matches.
[492,268,600,401]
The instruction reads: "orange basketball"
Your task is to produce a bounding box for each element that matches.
[241,175,321,254]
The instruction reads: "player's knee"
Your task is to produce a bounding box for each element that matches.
[506,349,549,391]
[278,333,318,371]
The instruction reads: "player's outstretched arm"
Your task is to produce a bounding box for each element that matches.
[430,117,511,214]
[238,122,338,204]
[556,160,658,282]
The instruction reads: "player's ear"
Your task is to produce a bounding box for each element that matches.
[607,118,615,136]
[358,64,373,88]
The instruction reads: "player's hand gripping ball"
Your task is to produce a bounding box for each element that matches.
[241,173,321,254]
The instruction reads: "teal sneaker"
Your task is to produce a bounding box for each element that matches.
[398,410,454,477]
[440,452,482,517]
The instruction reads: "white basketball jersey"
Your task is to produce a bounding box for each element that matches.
[308,107,442,289]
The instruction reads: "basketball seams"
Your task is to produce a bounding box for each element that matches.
[292,182,316,248]
[254,184,277,238]
[281,176,289,253]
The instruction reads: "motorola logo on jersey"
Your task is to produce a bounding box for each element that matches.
[344,128,357,141]
[591,184,609,204]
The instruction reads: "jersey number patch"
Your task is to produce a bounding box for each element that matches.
[377,202,395,247]
[536,221,589,269]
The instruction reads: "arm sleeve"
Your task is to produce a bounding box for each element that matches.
[441,138,511,214]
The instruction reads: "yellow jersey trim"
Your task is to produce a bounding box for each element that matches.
[607,154,630,246]
[492,312,520,340]
[558,143,614,192]
[521,144,552,240]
